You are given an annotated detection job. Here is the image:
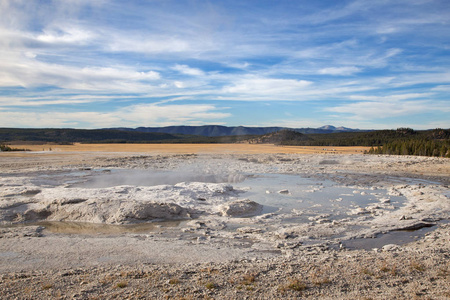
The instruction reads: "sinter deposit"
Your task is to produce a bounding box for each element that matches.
[0,152,449,299]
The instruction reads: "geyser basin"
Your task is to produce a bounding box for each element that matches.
[27,169,407,227]
[2,153,448,254]
[71,170,405,224]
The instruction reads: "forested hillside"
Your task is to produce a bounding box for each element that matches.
[245,128,450,157]
[1,127,448,157]
[0,128,185,143]
[365,128,450,157]
[244,129,311,144]
[367,140,450,157]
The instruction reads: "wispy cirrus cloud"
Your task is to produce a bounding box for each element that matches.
[348,93,434,101]
[172,64,205,76]
[119,103,230,127]
[0,0,448,129]
[319,66,362,76]
[36,26,96,45]
[324,100,450,120]
[0,111,121,128]
[0,102,230,128]
[221,76,313,100]
[0,52,160,91]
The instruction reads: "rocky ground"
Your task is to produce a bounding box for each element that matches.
[0,151,449,299]
[1,224,449,299]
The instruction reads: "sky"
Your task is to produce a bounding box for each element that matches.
[0,0,449,130]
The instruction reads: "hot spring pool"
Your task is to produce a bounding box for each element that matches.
[67,169,405,224]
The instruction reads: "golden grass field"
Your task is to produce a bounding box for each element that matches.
[3,143,370,155]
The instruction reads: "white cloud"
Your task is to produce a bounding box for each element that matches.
[36,26,95,45]
[385,48,403,58]
[0,93,123,107]
[0,0,448,129]
[0,111,121,128]
[0,98,95,107]
[324,100,450,120]
[376,25,399,34]
[108,35,193,54]
[172,64,205,76]
[174,81,185,88]
[0,51,161,91]
[119,103,230,126]
[227,62,250,69]
[319,66,362,76]
[222,76,312,100]
[431,85,450,92]
[390,72,450,87]
[0,103,231,128]
[80,67,160,81]
[348,93,433,101]
[292,41,403,70]
[303,0,373,25]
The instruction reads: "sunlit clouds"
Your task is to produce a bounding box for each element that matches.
[0,0,449,129]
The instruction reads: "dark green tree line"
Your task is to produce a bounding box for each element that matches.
[367,139,450,157]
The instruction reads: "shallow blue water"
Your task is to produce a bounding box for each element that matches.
[235,173,405,221]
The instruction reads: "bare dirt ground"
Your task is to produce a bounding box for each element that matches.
[0,145,449,299]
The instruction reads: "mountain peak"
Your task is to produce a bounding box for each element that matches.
[318,125,336,130]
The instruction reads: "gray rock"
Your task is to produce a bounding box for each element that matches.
[219,199,263,217]
[382,244,400,251]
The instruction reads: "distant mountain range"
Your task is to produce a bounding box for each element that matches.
[109,125,366,137]
[2,128,448,155]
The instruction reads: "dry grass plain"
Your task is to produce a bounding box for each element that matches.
[4,143,370,155]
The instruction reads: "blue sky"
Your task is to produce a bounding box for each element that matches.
[0,0,449,129]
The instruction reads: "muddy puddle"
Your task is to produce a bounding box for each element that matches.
[37,220,183,235]
[1,219,184,235]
